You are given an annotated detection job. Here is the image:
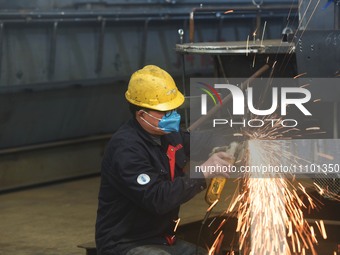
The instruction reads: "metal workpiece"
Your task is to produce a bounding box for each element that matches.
[176,39,295,55]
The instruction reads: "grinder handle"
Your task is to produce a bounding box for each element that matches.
[204,142,238,205]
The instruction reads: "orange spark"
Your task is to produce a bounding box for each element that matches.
[306,127,320,131]
[224,10,234,14]
[317,152,334,160]
[173,218,180,232]
[300,83,310,88]
[214,219,226,235]
[233,133,243,137]
[319,220,327,239]
[294,72,307,79]
[207,199,219,212]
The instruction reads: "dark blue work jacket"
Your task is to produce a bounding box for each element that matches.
[95,118,206,255]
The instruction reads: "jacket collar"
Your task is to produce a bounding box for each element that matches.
[130,118,161,146]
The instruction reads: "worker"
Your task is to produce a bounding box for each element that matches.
[95,65,233,255]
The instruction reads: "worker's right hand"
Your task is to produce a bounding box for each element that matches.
[199,151,234,179]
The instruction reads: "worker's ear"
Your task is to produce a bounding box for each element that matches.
[136,109,145,119]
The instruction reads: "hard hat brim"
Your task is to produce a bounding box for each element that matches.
[126,90,185,111]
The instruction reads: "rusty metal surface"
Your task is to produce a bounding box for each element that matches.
[176,39,295,55]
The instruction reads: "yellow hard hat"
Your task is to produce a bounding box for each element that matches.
[125,65,184,111]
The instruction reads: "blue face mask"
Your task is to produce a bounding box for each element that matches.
[158,111,181,132]
[141,110,181,133]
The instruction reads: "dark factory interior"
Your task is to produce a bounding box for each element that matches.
[0,0,339,255]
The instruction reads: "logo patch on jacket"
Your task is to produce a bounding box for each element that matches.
[137,174,150,185]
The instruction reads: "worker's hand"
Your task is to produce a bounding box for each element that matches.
[200,151,234,179]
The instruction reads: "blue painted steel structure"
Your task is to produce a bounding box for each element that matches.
[0,0,302,190]
[0,0,298,149]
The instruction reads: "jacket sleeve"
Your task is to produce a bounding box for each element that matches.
[104,140,206,216]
